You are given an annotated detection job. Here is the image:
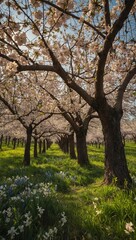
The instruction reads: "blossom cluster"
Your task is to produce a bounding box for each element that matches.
[5,61,18,77]
[56,0,74,10]
[14,32,27,46]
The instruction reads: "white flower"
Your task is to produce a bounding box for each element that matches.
[6,207,12,217]
[124,222,135,234]
[48,228,53,235]
[18,225,24,233]
[94,197,99,201]
[0,189,6,198]
[60,212,67,226]
[37,206,44,217]
[24,218,32,227]
[7,226,17,239]
[24,212,31,218]
[24,212,32,227]
[92,201,97,209]
[53,227,57,234]
[5,217,10,223]
[41,226,58,239]
[96,210,102,215]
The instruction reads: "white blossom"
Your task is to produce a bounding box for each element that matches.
[124,222,135,234]
[5,61,18,77]
[7,226,18,239]
[37,206,45,217]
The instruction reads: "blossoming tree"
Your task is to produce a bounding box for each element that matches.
[0,73,54,165]
[0,0,136,186]
[39,80,98,165]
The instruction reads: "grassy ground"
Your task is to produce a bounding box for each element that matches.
[0,142,136,240]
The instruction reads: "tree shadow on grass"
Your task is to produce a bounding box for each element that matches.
[0,158,104,194]
[0,155,23,181]
[0,143,104,189]
[35,152,104,187]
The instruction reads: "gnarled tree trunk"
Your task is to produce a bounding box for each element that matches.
[24,125,32,166]
[99,104,132,187]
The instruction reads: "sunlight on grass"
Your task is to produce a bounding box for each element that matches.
[0,142,136,239]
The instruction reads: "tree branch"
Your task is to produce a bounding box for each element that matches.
[0,95,27,128]
[17,64,55,72]
[33,113,53,129]
[95,0,135,99]
[0,53,20,65]
[84,107,99,130]
[103,0,111,28]
[39,84,79,131]
[40,0,105,39]
[115,65,136,110]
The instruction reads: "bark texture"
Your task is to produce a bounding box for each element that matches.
[68,131,76,159]
[76,128,89,166]
[42,139,46,153]
[34,137,38,158]
[98,101,132,187]
[24,126,32,166]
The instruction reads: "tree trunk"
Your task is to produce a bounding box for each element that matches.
[7,136,11,146]
[24,126,32,166]
[75,129,89,166]
[21,138,25,147]
[63,135,69,153]
[39,139,42,154]
[42,139,46,153]
[99,104,132,187]
[132,134,136,144]
[34,137,38,158]
[0,134,3,150]
[13,138,17,149]
[5,136,8,145]
[17,138,20,147]
[68,131,76,159]
[46,139,51,149]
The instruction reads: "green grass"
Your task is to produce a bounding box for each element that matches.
[0,142,136,239]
